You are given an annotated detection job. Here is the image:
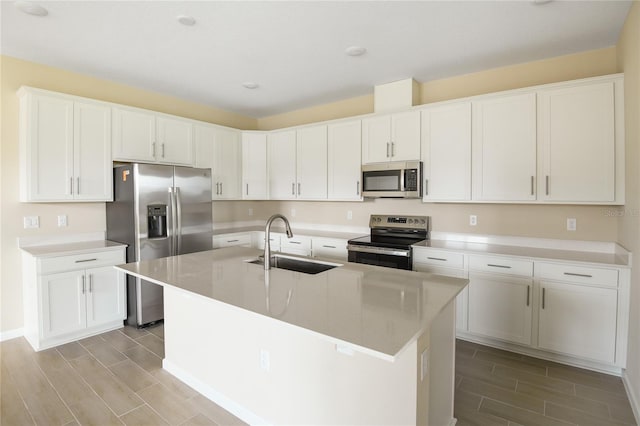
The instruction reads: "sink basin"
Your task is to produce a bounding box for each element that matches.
[248,255,340,275]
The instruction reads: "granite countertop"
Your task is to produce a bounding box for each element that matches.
[115,247,467,361]
[20,240,126,258]
[413,239,630,268]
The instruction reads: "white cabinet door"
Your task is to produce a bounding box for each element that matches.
[268,130,297,199]
[195,123,216,197]
[391,110,421,161]
[156,116,193,166]
[362,115,391,164]
[21,94,74,201]
[421,102,471,201]
[242,132,268,199]
[312,237,348,261]
[538,280,617,364]
[472,93,537,201]
[112,107,156,162]
[74,101,112,201]
[328,120,362,200]
[40,271,86,339]
[538,81,617,203]
[215,128,241,200]
[86,266,125,327]
[296,125,327,200]
[212,233,253,249]
[468,272,533,345]
[362,111,420,164]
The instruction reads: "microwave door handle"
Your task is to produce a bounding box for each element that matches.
[400,169,405,192]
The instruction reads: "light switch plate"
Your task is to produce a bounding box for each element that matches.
[57,214,68,227]
[567,218,577,231]
[23,216,39,229]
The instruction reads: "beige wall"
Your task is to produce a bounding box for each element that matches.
[617,1,640,417]
[0,56,256,333]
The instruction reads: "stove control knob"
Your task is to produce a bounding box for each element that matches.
[420,219,426,224]
[408,219,414,224]
[376,217,381,223]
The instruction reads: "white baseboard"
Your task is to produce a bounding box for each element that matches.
[162,359,269,426]
[622,370,640,426]
[0,328,23,342]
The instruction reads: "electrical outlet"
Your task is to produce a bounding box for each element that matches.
[259,349,270,372]
[469,215,477,226]
[248,208,253,216]
[347,210,353,220]
[23,216,39,229]
[567,218,577,231]
[57,214,68,227]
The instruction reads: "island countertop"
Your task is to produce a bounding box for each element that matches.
[115,247,468,361]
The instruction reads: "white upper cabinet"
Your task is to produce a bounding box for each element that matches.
[327,120,362,200]
[19,88,112,202]
[268,130,297,199]
[472,93,537,202]
[362,110,420,164]
[296,125,328,200]
[537,78,623,203]
[268,126,328,200]
[421,102,471,202]
[242,132,269,199]
[113,106,193,166]
[195,124,242,200]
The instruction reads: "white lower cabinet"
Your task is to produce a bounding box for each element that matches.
[311,237,348,261]
[22,246,126,351]
[280,235,312,256]
[212,233,252,249]
[537,280,617,364]
[468,272,533,346]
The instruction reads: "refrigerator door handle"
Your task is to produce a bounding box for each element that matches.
[168,186,177,256]
[175,186,183,254]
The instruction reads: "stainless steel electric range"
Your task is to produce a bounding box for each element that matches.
[347,214,430,270]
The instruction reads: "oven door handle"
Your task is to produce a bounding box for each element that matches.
[347,244,411,257]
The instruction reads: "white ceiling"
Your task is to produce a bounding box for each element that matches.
[1,1,633,118]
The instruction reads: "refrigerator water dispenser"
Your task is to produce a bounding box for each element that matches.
[147,204,167,238]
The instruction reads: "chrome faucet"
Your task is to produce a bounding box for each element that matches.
[263,214,293,270]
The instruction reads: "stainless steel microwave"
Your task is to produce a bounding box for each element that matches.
[361,161,422,198]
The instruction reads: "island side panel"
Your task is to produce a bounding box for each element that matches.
[162,286,419,425]
[428,301,456,426]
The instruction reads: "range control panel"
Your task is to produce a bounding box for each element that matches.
[369,214,430,231]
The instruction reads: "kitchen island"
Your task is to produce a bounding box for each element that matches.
[115,247,468,425]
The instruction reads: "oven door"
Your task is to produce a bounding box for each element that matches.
[347,245,412,270]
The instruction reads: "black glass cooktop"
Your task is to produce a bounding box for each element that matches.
[348,234,426,250]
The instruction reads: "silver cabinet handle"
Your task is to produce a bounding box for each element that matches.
[297,183,301,196]
[530,176,534,196]
[89,274,93,293]
[487,264,512,269]
[81,275,86,294]
[563,272,593,278]
[542,288,546,309]
[219,182,223,195]
[526,285,530,306]
[391,141,395,157]
[292,183,295,195]
[76,177,80,195]
[215,182,219,195]
[356,181,360,195]
[545,175,550,196]
[425,179,429,196]
[386,142,390,158]
[152,142,156,157]
[70,177,73,195]
[246,183,249,196]
[161,143,165,158]
[322,245,336,249]
[290,241,302,245]
[427,257,447,261]
[227,239,239,243]
[75,258,97,263]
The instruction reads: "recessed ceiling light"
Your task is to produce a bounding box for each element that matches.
[14,0,48,17]
[242,82,259,90]
[345,46,367,57]
[177,15,196,26]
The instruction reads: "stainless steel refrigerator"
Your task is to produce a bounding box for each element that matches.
[106,164,212,327]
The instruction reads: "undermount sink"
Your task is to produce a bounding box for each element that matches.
[248,255,340,275]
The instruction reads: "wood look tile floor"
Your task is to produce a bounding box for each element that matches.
[0,324,247,426]
[455,339,637,426]
[2,328,637,426]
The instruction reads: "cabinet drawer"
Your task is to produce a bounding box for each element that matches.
[535,262,618,287]
[213,233,252,248]
[38,249,125,275]
[413,249,465,269]
[280,235,311,253]
[312,237,347,260]
[468,255,533,277]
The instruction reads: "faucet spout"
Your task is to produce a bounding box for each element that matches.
[264,214,293,270]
